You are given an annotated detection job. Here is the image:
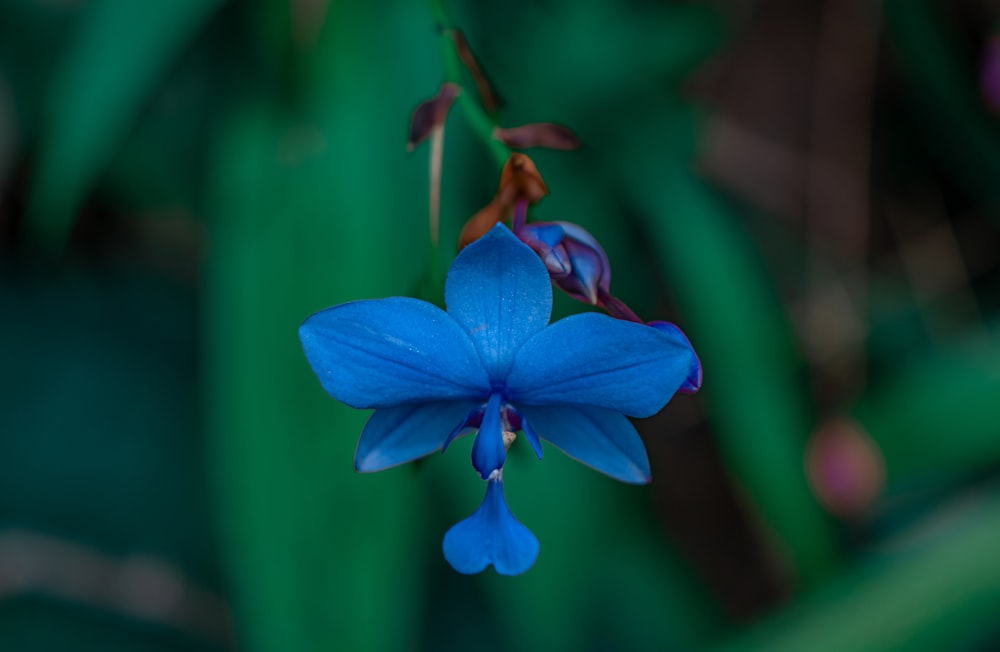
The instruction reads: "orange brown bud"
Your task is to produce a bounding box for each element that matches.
[499,153,548,205]
[457,154,549,250]
[458,197,509,250]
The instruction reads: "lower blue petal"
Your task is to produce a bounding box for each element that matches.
[355,401,479,472]
[471,392,505,478]
[516,404,652,484]
[442,479,539,576]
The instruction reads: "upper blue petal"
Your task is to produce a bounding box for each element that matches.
[300,297,489,409]
[442,479,539,575]
[506,312,693,417]
[355,401,480,472]
[445,224,552,381]
[517,404,651,484]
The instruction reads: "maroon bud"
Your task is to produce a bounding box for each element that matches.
[493,123,582,150]
[407,83,460,150]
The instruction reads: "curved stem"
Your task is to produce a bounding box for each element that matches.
[429,0,510,168]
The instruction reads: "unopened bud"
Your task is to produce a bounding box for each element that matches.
[499,153,548,204]
[517,221,610,305]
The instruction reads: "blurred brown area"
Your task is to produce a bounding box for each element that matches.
[644,0,1000,620]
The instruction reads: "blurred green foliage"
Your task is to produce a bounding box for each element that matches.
[2,0,1000,651]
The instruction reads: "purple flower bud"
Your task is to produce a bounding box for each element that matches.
[515,221,610,305]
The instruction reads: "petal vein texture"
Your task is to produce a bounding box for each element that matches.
[446,225,553,381]
[518,404,651,484]
[355,401,480,472]
[300,297,489,409]
[507,312,693,416]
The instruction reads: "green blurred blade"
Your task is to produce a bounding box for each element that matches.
[26,0,225,252]
[854,334,1000,484]
[712,486,1000,652]
[203,3,444,651]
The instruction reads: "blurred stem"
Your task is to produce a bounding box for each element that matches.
[428,126,444,247]
[429,0,510,169]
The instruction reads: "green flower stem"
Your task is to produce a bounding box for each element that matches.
[429,0,510,169]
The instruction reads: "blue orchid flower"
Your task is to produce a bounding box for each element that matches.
[299,224,695,575]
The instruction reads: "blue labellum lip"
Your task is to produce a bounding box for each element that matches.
[442,477,539,576]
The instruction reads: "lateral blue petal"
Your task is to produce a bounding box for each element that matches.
[507,313,693,417]
[300,297,489,409]
[517,404,651,484]
[649,321,702,393]
[471,392,505,478]
[442,480,540,576]
[445,224,552,381]
[355,401,479,472]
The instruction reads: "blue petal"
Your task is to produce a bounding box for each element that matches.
[442,479,539,575]
[649,321,702,393]
[518,404,651,484]
[300,297,489,409]
[355,401,480,472]
[445,224,552,381]
[506,313,693,417]
[471,392,505,478]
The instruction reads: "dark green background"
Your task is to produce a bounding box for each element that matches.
[2,0,1000,650]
